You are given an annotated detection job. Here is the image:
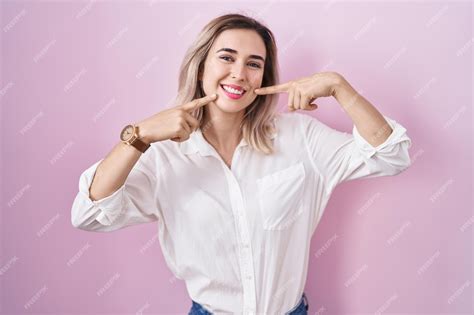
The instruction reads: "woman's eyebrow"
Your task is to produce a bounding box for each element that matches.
[216,47,265,62]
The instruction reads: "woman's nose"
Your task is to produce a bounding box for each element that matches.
[230,63,246,80]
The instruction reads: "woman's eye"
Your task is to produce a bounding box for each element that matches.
[249,62,262,69]
[220,56,233,62]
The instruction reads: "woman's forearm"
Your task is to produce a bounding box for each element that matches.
[89,141,143,201]
[333,76,393,147]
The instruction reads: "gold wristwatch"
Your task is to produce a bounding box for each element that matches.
[120,124,150,153]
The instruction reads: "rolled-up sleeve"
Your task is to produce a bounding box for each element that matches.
[300,113,412,193]
[71,146,162,232]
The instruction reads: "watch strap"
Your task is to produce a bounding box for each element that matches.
[130,136,150,153]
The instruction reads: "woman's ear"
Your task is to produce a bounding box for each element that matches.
[197,61,206,82]
[197,65,203,81]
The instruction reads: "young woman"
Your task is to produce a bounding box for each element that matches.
[71,13,412,315]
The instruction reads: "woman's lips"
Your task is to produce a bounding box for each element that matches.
[220,84,246,100]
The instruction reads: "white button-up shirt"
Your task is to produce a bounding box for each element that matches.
[71,112,412,314]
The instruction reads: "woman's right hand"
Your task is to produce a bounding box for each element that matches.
[135,94,217,144]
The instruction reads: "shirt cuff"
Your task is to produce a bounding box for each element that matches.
[78,159,126,226]
[352,115,412,159]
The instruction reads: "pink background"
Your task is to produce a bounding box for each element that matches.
[1,1,472,314]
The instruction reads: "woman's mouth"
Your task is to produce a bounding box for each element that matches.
[220,84,247,100]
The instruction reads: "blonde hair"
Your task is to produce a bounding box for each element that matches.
[173,13,280,155]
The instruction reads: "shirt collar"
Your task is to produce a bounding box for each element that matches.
[179,121,278,156]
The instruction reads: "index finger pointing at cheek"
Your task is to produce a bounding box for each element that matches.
[254,82,291,95]
[181,93,217,111]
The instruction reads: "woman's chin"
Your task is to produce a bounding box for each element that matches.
[213,99,248,113]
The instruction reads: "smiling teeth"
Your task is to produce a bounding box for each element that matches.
[222,85,243,95]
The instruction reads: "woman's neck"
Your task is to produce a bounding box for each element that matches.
[201,106,244,153]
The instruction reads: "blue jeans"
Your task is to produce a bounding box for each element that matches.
[188,292,309,314]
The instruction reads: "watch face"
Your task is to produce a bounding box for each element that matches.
[120,125,135,141]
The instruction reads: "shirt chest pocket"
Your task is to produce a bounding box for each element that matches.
[256,162,306,230]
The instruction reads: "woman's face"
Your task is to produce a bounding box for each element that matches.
[200,29,266,113]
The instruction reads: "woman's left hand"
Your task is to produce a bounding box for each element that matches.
[254,71,343,111]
